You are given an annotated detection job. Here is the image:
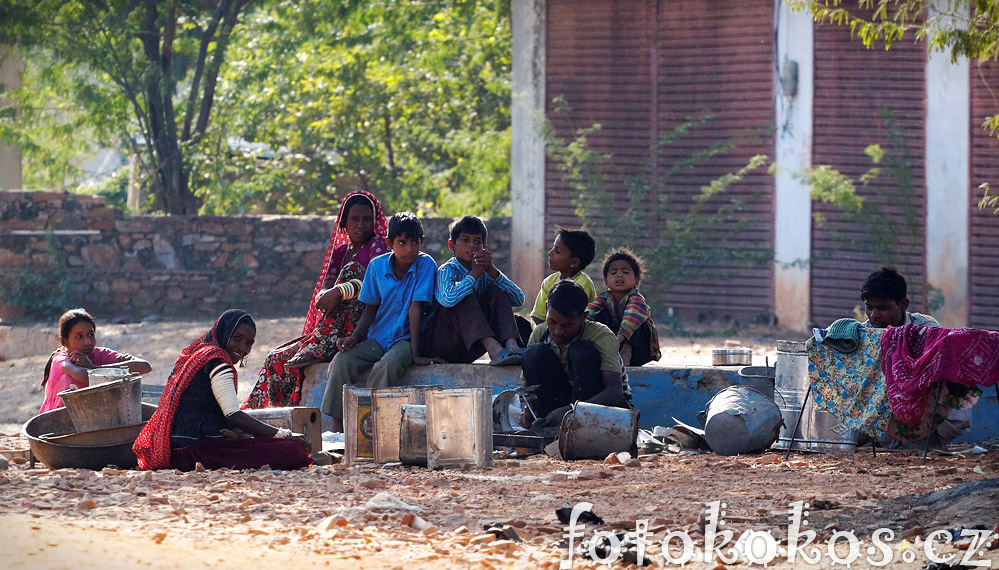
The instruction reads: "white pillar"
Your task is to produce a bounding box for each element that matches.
[773,2,814,332]
[0,46,23,190]
[924,11,970,327]
[510,0,547,303]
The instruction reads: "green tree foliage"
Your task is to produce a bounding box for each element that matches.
[791,0,999,135]
[196,0,513,216]
[0,0,251,214]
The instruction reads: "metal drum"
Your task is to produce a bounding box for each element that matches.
[775,340,808,393]
[772,340,858,452]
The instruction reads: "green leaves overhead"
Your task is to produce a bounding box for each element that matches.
[203,0,512,215]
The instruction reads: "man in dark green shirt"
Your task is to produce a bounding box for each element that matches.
[521,280,632,428]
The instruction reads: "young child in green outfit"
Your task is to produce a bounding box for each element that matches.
[530,227,597,324]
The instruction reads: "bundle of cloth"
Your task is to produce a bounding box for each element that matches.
[881,325,993,425]
[807,321,992,444]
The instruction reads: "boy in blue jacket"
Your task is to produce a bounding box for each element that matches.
[421,215,528,366]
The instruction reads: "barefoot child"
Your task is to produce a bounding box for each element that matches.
[322,212,440,432]
[530,227,597,324]
[40,308,152,413]
[587,249,661,366]
[422,215,529,365]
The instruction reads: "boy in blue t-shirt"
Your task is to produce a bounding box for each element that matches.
[321,212,441,431]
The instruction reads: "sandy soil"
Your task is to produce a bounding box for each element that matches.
[0,448,997,569]
[3,318,998,569]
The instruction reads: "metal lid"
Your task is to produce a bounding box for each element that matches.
[776,340,808,353]
[711,347,752,355]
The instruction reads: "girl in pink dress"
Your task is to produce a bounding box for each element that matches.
[40,308,152,413]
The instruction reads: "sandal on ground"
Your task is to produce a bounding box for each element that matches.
[489,348,523,367]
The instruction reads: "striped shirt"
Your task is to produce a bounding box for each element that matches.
[434,256,525,308]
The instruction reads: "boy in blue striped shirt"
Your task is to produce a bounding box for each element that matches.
[421,216,529,366]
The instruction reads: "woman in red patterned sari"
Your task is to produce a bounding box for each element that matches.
[243,191,389,409]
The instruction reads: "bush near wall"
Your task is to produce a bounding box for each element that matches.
[0,191,511,322]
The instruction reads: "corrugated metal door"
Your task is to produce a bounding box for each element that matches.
[544,0,654,229]
[655,1,775,322]
[544,0,775,321]
[810,10,927,326]
[969,60,999,330]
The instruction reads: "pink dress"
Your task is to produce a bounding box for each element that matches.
[40,347,125,413]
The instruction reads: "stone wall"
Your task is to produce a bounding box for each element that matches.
[0,191,511,321]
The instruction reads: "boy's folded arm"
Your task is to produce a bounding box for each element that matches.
[436,267,475,307]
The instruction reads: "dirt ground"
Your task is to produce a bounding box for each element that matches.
[1,447,997,569]
[1,318,998,569]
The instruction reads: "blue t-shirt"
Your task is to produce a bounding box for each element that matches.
[358,251,437,351]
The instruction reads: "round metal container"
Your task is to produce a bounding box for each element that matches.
[738,366,775,401]
[711,347,752,366]
[771,389,858,453]
[558,402,639,460]
[775,340,808,393]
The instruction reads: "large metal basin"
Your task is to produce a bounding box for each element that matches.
[22,403,156,470]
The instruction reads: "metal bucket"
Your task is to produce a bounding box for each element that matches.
[343,386,373,465]
[23,402,156,470]
[399,404,428,467]
[772,388,858,453]
[558,402,640,460]
[425,388,493,469]
[702,386,782,455]
[775,340,808,393]
[738,366,775,401]
[57,375,142,432]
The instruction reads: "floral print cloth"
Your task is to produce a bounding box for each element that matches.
[808,325,984,442]
[807,328,892,440]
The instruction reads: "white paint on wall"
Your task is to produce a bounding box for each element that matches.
[773,2,814,331]
[510,0,547,303]
[925,15,970,327]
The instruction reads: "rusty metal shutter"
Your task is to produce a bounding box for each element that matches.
[544,0,775,322]
[544,0,654,229]
[810,13,927,327]
[969,60,999,330]
[655,1,775,322]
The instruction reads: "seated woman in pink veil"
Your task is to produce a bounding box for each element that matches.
[243,191,389,408]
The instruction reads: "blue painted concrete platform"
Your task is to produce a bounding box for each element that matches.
[299,361,998,443]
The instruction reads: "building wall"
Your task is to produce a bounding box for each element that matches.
[969,60,999,329]
[809,7,928,326]
[542,0,775,323]
[0,191,512,321]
